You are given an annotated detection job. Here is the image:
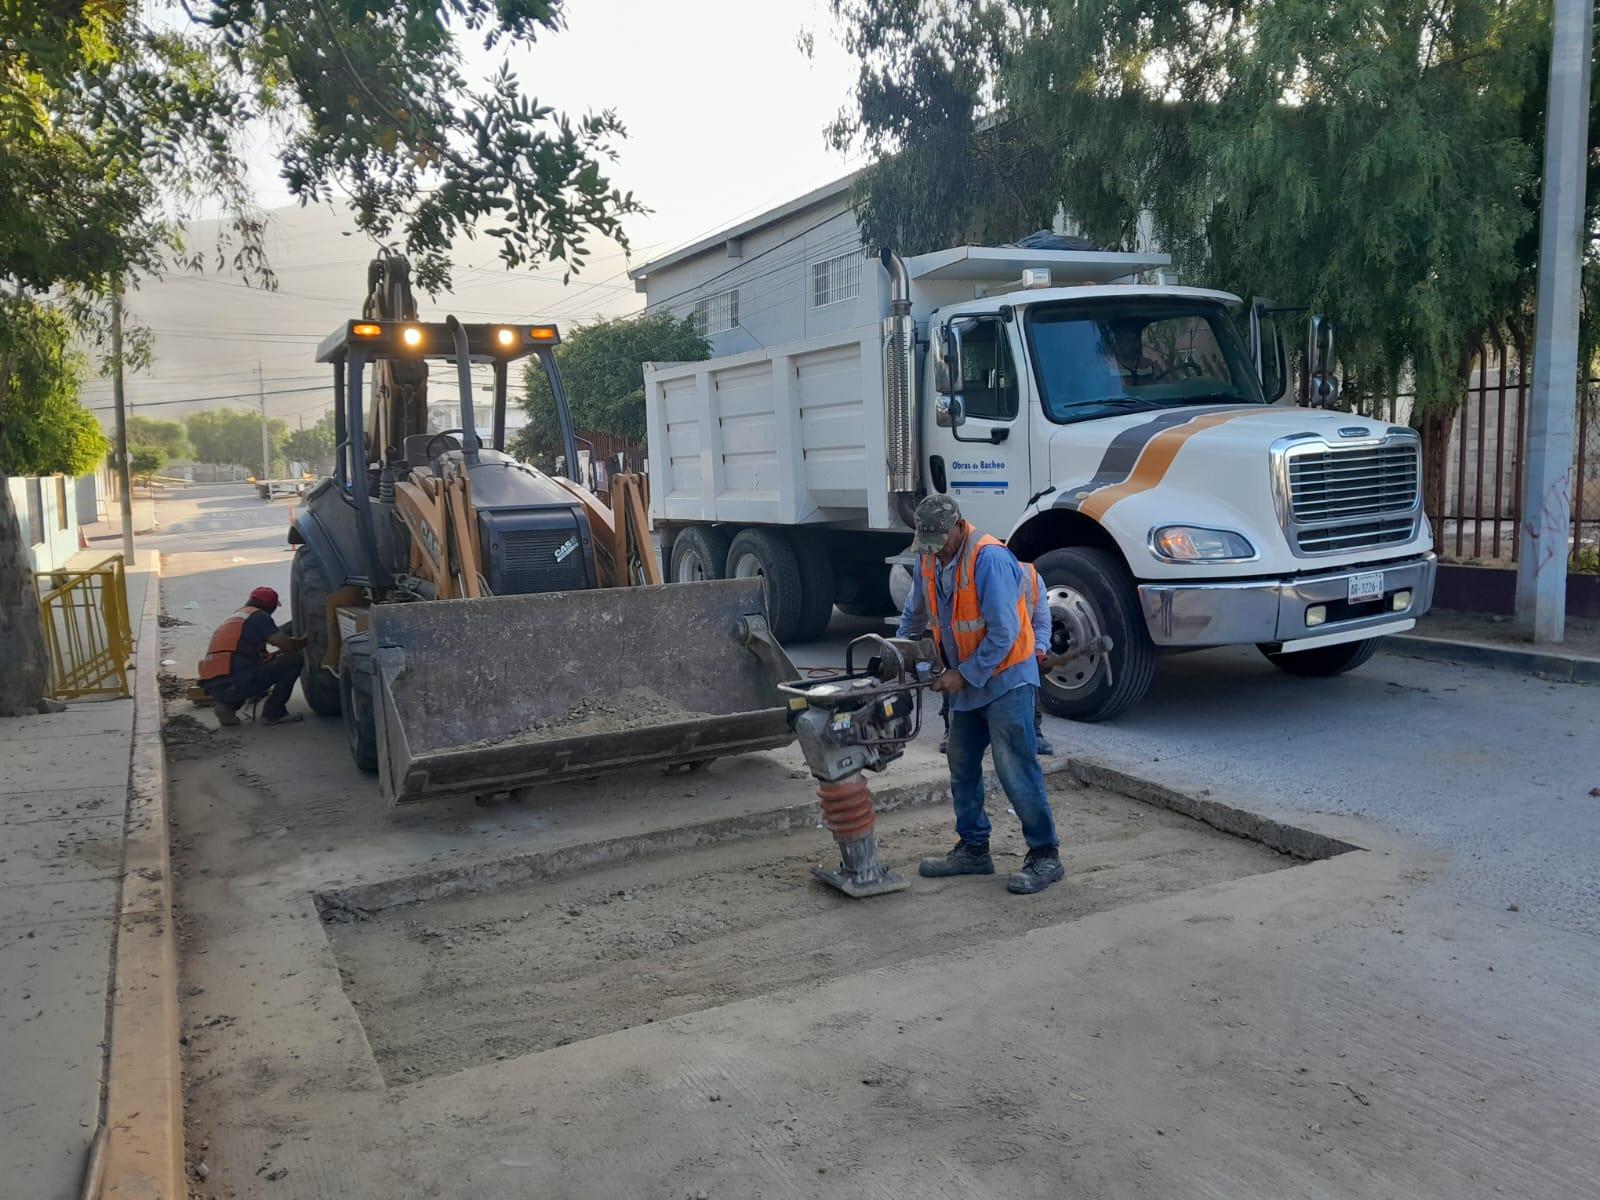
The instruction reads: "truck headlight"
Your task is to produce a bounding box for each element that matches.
[1150,526,1256,563]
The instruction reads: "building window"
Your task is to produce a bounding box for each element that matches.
[811,252,861,308]
[690,289,739,336]
[25,478,44,546]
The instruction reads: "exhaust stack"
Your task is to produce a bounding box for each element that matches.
[880,248,918,525]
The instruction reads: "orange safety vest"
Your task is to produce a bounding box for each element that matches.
[920,526,1035,673]
[198,607,260,682]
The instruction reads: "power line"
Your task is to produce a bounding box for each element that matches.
[83,383,330,413]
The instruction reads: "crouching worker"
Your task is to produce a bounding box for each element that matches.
[896,496,1064,895]
[198,587,308,727]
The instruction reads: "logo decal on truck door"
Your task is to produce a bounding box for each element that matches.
[949,459,1007,495]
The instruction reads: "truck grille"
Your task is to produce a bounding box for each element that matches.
[1284,438,1420,555]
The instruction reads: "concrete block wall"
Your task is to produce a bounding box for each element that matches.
[8,474,87,572]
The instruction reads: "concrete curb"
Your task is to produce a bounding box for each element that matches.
[1387,632,1600,684]
[317,748,1360,922]
[1062,757,1359,862]
[99,551,185,1199]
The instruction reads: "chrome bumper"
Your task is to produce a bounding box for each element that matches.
[1138,553,1437,648]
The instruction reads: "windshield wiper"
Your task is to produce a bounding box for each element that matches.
[1072,397,1164,412]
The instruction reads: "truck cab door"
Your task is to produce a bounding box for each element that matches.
[1249,297,1291,404]
[925,313,1030,534]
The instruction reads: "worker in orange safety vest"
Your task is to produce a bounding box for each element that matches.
[197,586,307,727]
[896,495,1064,895]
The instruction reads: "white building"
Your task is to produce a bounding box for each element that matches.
[627,171,886,356]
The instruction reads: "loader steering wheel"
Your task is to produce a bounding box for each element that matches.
[425,429,465,459]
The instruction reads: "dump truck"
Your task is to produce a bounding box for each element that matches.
[289,258,796,804]
[644,242,1435,721]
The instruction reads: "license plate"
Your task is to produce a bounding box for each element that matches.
[1347,571,1384,604]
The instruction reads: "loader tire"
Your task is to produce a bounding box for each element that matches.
[339,631,379,774]
[290,548,342,717]
[789,533,836,643]
[1034,546,1156,723]
[669,525,731,584]
[726,528,804,644]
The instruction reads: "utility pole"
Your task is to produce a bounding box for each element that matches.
[1515,0,1594,642]
[110,286,135,566]
[257,362,271,480]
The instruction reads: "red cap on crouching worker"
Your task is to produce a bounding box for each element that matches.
[248,586,280,610]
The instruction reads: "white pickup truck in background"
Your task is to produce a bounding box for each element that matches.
[644,243,1435,721]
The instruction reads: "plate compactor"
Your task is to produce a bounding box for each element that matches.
[781,635,942,898]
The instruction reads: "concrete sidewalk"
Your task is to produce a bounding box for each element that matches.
[0,550,166,1199]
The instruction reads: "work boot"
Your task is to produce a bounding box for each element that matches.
[261,711,303,726]
[1034,715,1055,757]
[1007,847,1066,895]
[919,840,995,877]
[213,701,241,728]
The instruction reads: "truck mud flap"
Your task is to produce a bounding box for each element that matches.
[369,579,798,804]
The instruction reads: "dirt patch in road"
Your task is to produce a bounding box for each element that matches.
[326,780,1295,1083]
[162,711,229,760]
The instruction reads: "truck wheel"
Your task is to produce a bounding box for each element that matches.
[338,632,379,774]
[289,548,342,716]
[726,528,804,643]
[1034,547,1156,722]
[670,526,731,583]
[1259,637,1382,677]
[789,533,836,642]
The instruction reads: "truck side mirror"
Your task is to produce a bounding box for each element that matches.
[1306,315,1338,408]
[1249,297,1290,403]
[936,394,965,428]
[934,321,966,426]
[934,324,956,396]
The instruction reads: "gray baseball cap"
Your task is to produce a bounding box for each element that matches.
[908,494,962,555]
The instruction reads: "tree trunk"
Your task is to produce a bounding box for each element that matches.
[1419,406,1455,546]
[0,470,50,716]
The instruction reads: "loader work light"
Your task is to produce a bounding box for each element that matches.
[402,326,424,347]
[528,325,560,344]
[352,322,382,338]
[495,327,517,347]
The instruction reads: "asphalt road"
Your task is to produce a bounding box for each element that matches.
[150,482,1600,936]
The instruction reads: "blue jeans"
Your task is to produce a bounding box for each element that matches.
[946,684,1058,851]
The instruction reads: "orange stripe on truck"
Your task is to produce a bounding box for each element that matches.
[1079,409,1263,521]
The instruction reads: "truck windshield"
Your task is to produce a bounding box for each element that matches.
[1024,298,1265,424]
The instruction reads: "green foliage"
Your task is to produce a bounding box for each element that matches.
[126,416,191,460]
[830,0,1570,412]
[513,313,709,463]
[1,3,641,302]
[127,444,167,481]
[282,412,336,474]
[185,407,287,475]
[0,297,109,476]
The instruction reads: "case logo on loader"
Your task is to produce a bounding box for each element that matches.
[554,534,580,562]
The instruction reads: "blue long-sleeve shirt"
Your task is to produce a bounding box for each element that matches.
[897,542,1040,712]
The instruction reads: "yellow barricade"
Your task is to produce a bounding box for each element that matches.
[35,554,133,700]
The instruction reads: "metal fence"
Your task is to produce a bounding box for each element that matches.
[1344,341,1600,571]
[35,554,133,700]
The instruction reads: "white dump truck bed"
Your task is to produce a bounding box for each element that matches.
[644,324,898,530]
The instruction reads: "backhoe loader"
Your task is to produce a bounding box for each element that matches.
[288,257,796,804]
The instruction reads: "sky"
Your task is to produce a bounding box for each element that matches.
[82,0,866,429]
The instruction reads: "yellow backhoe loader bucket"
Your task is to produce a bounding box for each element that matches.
[368,578,797,804]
